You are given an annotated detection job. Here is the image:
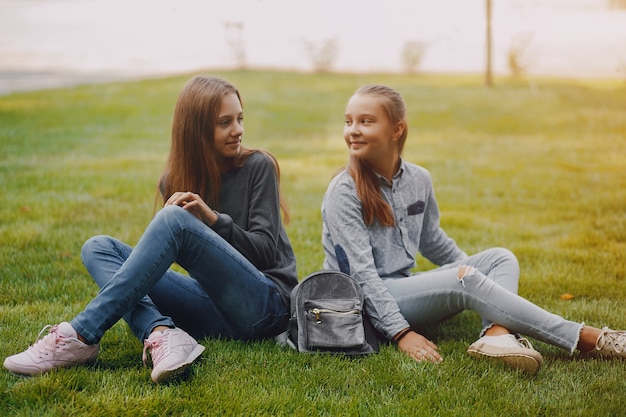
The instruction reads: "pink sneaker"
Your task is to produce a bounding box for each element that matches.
[3,322,99,376]
[142,328,205,384]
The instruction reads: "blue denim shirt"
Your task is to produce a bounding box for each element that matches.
[322,160,467,339]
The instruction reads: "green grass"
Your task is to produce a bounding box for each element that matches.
[1,70,625,416]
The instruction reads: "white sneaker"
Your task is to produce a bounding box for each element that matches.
[467,333,543,374]
[142,328,205,384]
[3,322,99,376]
[586,327,626,358]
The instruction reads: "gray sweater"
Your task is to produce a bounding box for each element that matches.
[322,160,467,339]
[190,151,298,306]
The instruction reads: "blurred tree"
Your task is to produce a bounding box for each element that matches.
[401,41,428,74]
[222,21,247,69]
[507,33,533,78]
[302,38,339,73]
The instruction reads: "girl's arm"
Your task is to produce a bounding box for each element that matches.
[211,152,283,270]
[323,178,443,362]
[322,177,410,340]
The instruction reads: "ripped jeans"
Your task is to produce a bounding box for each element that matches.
[71,205,289,345]
[382,248,583,353]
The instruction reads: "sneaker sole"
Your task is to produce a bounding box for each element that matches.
[3,356,98,377]
[152,344,205,384]
[467,345,542,374]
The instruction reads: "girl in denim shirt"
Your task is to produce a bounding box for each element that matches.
[322,84,625,373]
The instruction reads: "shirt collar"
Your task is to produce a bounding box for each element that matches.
[375,159,406,186]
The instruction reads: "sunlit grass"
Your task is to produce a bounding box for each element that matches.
[1,70,625,416]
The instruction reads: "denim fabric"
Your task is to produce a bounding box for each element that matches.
[71,205,289,344]
[382,248,583,353]
[322,162,468,339]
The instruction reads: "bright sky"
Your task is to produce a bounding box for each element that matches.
[1,0,625,78]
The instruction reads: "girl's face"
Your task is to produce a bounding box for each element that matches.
[344,94,401,165]
[213,92,243,160]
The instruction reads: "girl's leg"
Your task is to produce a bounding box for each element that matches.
[451,247,520,294]
[71,205,288,345]
[81,235,175,341]
[439,248,520,333]
[148,259,287,341]
[146,272,233,341]
[383,255,582,353]
[81,235,234,342]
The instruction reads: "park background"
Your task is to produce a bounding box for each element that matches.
[1,0,626,416]
[1,0,626,94]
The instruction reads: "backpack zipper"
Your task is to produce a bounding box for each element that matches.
[309,307,360,324]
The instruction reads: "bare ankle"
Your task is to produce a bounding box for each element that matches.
[484,325,511,336]
[151,326,171,335]
[577,326,600,352]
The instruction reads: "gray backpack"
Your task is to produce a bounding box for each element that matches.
[287,270,379,355]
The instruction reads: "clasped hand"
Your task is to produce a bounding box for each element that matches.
[165,191,218,226]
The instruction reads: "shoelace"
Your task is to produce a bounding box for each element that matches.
[142,332,167,367]
[517,337,535,350]
[596,327,626,354]
[29,324,66,358]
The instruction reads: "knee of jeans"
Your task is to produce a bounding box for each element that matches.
[158,204,186,220]
[81,235,111,264]
[490,247,520,273]
[457,265,478,287]
[155,204,194,230]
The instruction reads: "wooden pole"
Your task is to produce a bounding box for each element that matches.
[485,0,493,87]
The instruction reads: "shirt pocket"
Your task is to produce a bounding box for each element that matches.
[407,200,425,216]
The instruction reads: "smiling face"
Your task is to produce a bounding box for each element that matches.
[344,93,404,174]
[213,92,244,161]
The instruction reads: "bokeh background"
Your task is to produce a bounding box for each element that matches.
[1,0,626,94]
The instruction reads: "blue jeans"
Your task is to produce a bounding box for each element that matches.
[383,248,583,353]
[71,205,289,345]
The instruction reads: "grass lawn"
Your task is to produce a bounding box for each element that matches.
[1,70,625,416]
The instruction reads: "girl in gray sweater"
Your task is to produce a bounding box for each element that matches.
[4,76,298,383]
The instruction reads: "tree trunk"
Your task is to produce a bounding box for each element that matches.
[485,0,493,87]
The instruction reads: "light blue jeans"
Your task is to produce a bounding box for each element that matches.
[383,248,583,353]
[71,205,289,345]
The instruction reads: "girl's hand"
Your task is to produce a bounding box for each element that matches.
[397,331,443,363]
[165,191,218,226]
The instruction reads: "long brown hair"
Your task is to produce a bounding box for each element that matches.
[158,76,289,222]
[346,84,408,227]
